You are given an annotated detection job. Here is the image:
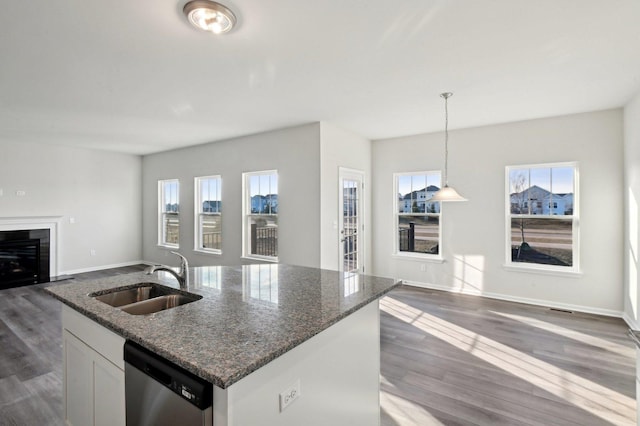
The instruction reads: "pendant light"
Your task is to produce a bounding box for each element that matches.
[430,92,467,202]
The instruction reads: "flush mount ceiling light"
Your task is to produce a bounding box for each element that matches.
[430,92,468,202]
[183,0,236,34]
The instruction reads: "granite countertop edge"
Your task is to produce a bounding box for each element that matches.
[45,268,400,389]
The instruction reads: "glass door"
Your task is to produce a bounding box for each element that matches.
[339,169,364,274]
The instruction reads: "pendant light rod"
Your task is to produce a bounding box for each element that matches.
[440,92,452,187]
[430,91,467,202]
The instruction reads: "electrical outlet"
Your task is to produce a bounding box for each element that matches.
[279,380,301,412]
[90,249,96,256]
[420,264,426,272]
[16,190,26,196]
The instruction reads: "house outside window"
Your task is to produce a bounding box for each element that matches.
[195,176,222,254]
[506,162,579,272]
[243,170,278,261]
[158,179,179,247]
[394,171,441,258]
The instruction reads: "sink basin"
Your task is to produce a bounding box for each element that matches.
[120,294,200,315]
[89,283,202,314]
[91,284,172,307]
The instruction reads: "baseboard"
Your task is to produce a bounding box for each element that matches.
[402,280,624,318]
[60,260,150,276]
[623,312,640,330]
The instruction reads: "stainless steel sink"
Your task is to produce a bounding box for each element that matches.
[90,283,201,314]
[91,284,171,307]
[120,294,199,315]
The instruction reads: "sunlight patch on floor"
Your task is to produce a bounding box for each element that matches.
[491,310,634,358]
[381,297,636,425]
[380,377,445,426]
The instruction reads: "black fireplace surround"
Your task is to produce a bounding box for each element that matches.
[0,229,50,289]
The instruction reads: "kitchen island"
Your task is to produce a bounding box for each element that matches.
[46,264,400,425]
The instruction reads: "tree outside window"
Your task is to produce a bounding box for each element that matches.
[507,163,578,271]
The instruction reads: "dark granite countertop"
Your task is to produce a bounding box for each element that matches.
[45,264,399,389]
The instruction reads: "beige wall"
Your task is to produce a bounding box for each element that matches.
[142,124,322,268]
[372,109,624,315]
[0,140,142,273]
[319,122,372,272]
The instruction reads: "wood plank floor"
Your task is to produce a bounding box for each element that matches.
[0,265,146,426]
[0,267,636,425]
[380,286,636,426]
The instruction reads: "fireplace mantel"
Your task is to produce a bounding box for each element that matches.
[0,216,62,278]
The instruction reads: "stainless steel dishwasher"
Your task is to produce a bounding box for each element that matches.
[124,341,213,426]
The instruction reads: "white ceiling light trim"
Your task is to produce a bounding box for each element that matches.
[183,0,236,34]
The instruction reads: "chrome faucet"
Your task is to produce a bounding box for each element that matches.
[145,251,189,289]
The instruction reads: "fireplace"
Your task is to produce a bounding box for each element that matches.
[0,229,50,289]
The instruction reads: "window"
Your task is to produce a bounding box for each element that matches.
[243,170,278,260]
[506,163,578,272]
[158,179,179,247]
[394,172,441,257]
[195,176,222,254]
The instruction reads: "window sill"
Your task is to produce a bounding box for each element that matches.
[502,263,583,278]
[241,255,278,263]
[194,248,222,256]
[392,253,445,264]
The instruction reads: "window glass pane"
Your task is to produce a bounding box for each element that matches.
[396,171,441,257]
[551,167,574,216]
[530,167,551,192]
[201,215,221,250]
[159,180,179,247]
[250,175,260,197]
[398,175,411,213]
[246,171,278,258]
[163,214,179,245]
[398,216,439,255]
[510,218,572,266]
[249,216,278,257]
[200,178,221,213]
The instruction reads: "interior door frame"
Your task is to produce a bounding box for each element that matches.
[338,167,365,274]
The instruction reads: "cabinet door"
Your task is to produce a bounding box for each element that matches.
[64,331,93,426]
[94,353,125,426]
[63,330,126,426]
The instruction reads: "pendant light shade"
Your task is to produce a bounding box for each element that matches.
[430,185,467,202]
[431,92,467,202]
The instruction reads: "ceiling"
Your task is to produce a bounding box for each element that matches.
[2,1,639,155]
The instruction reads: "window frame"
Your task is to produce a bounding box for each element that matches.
[194,175,222,255]
[504,161,580,275]
[158,179,180,248]
[242,170,279,262]
[393,171,443,261]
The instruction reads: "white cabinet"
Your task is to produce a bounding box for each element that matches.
[62,306,125,426]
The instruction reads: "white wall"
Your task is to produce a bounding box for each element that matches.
[319,122,372,272]
[0,140,142,274]
[372,109,624,315]
[142,124,322,268]
[624,92,640,328]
